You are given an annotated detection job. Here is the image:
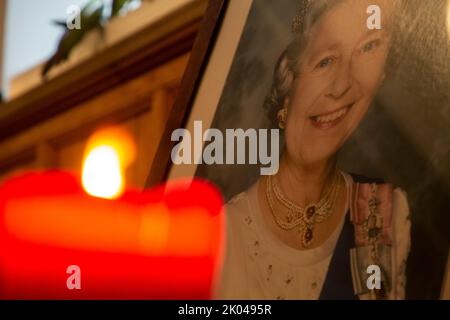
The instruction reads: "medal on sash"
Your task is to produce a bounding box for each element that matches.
[350,182,394,299]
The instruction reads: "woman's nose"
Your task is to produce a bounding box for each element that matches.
[327,63,353,99]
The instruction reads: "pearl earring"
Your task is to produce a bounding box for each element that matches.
[277,108,288,129]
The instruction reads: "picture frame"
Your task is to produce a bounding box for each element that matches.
[145,0,227,187]
[145,0,450,300]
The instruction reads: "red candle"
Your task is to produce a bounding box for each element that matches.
[0,128,224,300]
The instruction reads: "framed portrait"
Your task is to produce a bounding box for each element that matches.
[147,0,450,299]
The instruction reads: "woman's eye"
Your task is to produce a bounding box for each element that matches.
[315,57,334,69]
[362,39,381,53]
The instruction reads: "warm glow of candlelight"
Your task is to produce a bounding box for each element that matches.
[82,146,124,199]
[81,127,136,199]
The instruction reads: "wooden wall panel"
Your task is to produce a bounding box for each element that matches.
[0,54,188,188]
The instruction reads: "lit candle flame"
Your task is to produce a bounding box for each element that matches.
[82,146,124,199]
[81,127,135,199]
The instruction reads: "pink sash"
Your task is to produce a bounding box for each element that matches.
[350,182,394,299]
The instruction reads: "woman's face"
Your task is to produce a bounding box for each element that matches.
[284,0,392,167]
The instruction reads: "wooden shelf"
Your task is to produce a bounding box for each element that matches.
[0,0,207,141]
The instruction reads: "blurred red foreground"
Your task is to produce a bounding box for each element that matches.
[0,171,224,299]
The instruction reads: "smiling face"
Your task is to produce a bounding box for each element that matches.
[284,0,393,167]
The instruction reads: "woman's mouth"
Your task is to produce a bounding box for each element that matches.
[309,103,354,129]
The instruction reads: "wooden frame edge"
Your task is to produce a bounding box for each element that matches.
[145,0,227,188]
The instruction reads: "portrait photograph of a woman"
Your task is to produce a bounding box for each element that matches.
[169,0,450,300]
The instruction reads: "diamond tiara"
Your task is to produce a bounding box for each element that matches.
[291,0,313,33]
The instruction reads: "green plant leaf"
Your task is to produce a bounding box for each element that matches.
[42,5,104,77]
[112,0,130,17]
[42,0,138,78]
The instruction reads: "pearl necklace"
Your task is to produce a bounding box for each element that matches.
[265,170,341,248]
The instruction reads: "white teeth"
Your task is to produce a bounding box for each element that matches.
[315,106,349,124]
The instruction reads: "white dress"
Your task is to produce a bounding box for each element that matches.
[214,172,411,300]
